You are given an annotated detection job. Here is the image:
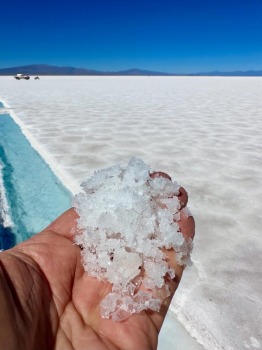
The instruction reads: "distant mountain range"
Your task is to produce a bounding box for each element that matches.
[0,64,262,76]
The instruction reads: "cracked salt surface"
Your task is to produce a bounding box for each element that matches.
[1,76,262,349]
[73,158,192,321]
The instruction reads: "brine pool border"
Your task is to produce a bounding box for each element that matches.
[0,99,72,248]
[0,98,79,195]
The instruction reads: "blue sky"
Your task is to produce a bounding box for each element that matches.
[0,0,261,73]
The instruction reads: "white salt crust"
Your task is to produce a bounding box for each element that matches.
[73,158,193,321]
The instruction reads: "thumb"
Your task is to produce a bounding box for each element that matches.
[46,208,79,240]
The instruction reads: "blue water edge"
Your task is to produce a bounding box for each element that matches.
[0,101,72,250]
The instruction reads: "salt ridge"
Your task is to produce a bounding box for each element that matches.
[0,103,12,229]
[0,163,12,228]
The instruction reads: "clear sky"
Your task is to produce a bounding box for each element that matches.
[0,0,261,73]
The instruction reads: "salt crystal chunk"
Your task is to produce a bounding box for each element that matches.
[143,277,158,290]
[161,226,184,250]
[158,208,175,224]
[134,290,152,304]
[73,158,193,321]
[149,177,167,192]
[151,285,171,300]
[97,251,111,269]
[109,249,142,285]
[146,299,161,312]
[100,292,122,318]
[111,308,132,322]
[160,197,180,211]
[122,157,150,187]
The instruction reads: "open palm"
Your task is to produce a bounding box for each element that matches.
[0,187,194,350]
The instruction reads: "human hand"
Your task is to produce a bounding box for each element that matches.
[0,173,194,350]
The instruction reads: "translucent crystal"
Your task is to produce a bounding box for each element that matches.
[73,158,193,321]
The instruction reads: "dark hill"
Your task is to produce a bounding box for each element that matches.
[0,64,262,76]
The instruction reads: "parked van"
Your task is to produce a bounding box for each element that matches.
[14,74,30,80]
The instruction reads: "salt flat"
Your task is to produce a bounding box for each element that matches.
[0,76,262,350]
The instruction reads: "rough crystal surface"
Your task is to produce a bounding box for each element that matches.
[73,158,193,321]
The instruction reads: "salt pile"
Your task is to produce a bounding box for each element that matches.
[73,158,193,321]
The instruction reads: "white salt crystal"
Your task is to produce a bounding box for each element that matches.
[73,157,193,321]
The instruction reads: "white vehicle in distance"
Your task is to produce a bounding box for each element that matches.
[14,74,30,80]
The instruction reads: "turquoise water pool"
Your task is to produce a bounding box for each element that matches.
[0,102,71,249]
